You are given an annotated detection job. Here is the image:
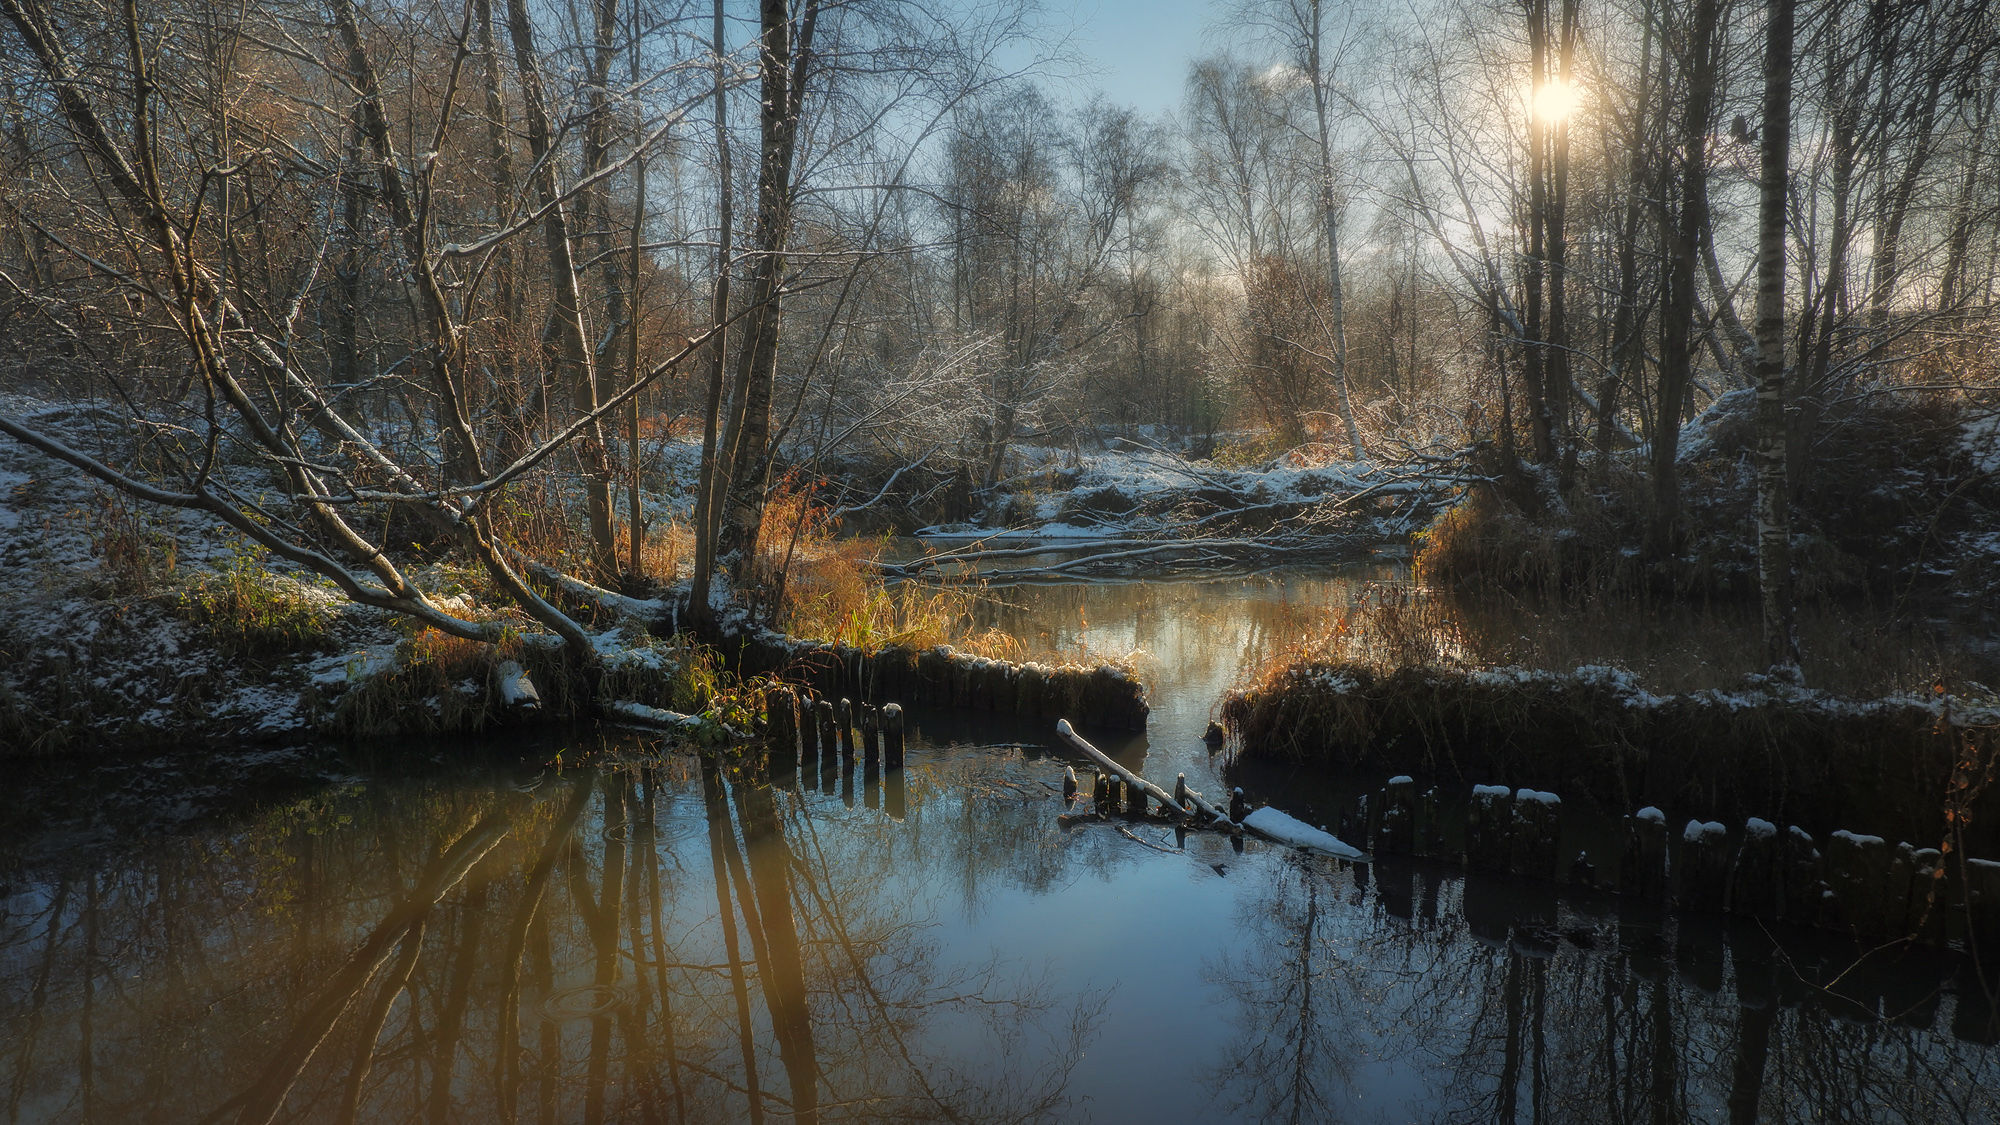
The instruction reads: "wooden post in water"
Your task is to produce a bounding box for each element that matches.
[816,699,837,764]
[1510,789,1562,879]
[1675,819,1731,912]
[1726,818,1783,918]
[1377,776,1417,855]
[836,698,857,761]
[797,692,820,762]
[1618,807,1670,900]
[883,703,905,767]
[1466,785,1513,871]
[861,703,880,765]
[765,688,794,754]
[1093,770,1111,811]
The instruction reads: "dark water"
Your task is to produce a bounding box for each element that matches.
[3,565,1996,1123]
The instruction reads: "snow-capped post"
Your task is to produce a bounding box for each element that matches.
[1619,807,1670,900]
[1092,770,1111,810]
[883,703,905,767]
[1675,819,1731,911]
[1174,773,1191,812]
[1377,776,1417,855]
[1510,789,1562,879]
[1825,830,1912,941]
[836,698,856,761]
[1726,818,1783,918]
[1125,780,1147,818]
[1065,766,1079,802]
[1229,788,1248,823]
[1467,785,1514,871]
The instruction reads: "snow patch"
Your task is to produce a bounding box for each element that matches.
[1242,806,1365,859]
[1683,820,1727,843]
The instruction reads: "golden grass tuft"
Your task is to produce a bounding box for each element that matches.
[751,477,1015,656]
[172,553,338,659]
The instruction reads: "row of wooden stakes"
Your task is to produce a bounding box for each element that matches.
[1351,777,2000,950]
[761,686,906,768]
[732,632,1150,731]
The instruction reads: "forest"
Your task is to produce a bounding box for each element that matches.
[6,0,2000,1120]
[1,0,1995,674]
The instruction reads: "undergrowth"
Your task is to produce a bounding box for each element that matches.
[1414,393,1997,602]
[752,477,1019,657]
[170,546,339,659]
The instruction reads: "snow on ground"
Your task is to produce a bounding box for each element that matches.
[0,395,435,746]
[915,442,1438,543]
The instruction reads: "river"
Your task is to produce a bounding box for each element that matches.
[1,560,1994,1123]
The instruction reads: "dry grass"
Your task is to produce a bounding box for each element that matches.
[629,517,694,581]
[1237,577,1993,699]
[171,551,338,660]
[752,477,1018,656]
[489,475,588,569]
[83,492,179,597]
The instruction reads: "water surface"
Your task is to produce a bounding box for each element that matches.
[2,564,1994,1123]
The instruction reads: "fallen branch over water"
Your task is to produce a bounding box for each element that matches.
[1057,719,1372,857]
[1056,719,1211,826]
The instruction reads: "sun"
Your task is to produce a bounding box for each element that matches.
[1531,80,1578,122]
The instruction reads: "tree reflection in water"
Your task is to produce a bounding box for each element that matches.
[0,748,1103,1124]
[3,739,1998,1123]
[1201,852,2000,1124]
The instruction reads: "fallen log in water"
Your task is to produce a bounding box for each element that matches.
[1055,719,1365,857]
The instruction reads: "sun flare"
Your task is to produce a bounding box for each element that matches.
[1532,79,1578,121]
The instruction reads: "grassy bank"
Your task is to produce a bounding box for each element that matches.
[1222,658,1999,852]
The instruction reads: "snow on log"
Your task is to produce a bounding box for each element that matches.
[1240,807,1365,859]
[494,660,542,709]
[1056,719,1199,824]
[603,700,701,730]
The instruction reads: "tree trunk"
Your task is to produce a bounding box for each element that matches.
[1597,0,1657,463]
[715,0,821,581]
[1306,0,1365,459]
[1550,0,1578,488]
[1755,0,1799,673]
[503,0,618,579]
[1650,0,1720,556]
[1522,0,1554,466]
[688,0,734,624]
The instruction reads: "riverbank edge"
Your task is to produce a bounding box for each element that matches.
[1219,660,2000,854]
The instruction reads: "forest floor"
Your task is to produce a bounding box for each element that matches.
[0,397,1423,753]
[6,387,1996,757]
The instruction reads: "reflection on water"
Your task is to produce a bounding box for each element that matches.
[4,739,1995,1123]
[3,561,1997,1123]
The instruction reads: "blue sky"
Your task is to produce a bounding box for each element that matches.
[1057,0,1230,119]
